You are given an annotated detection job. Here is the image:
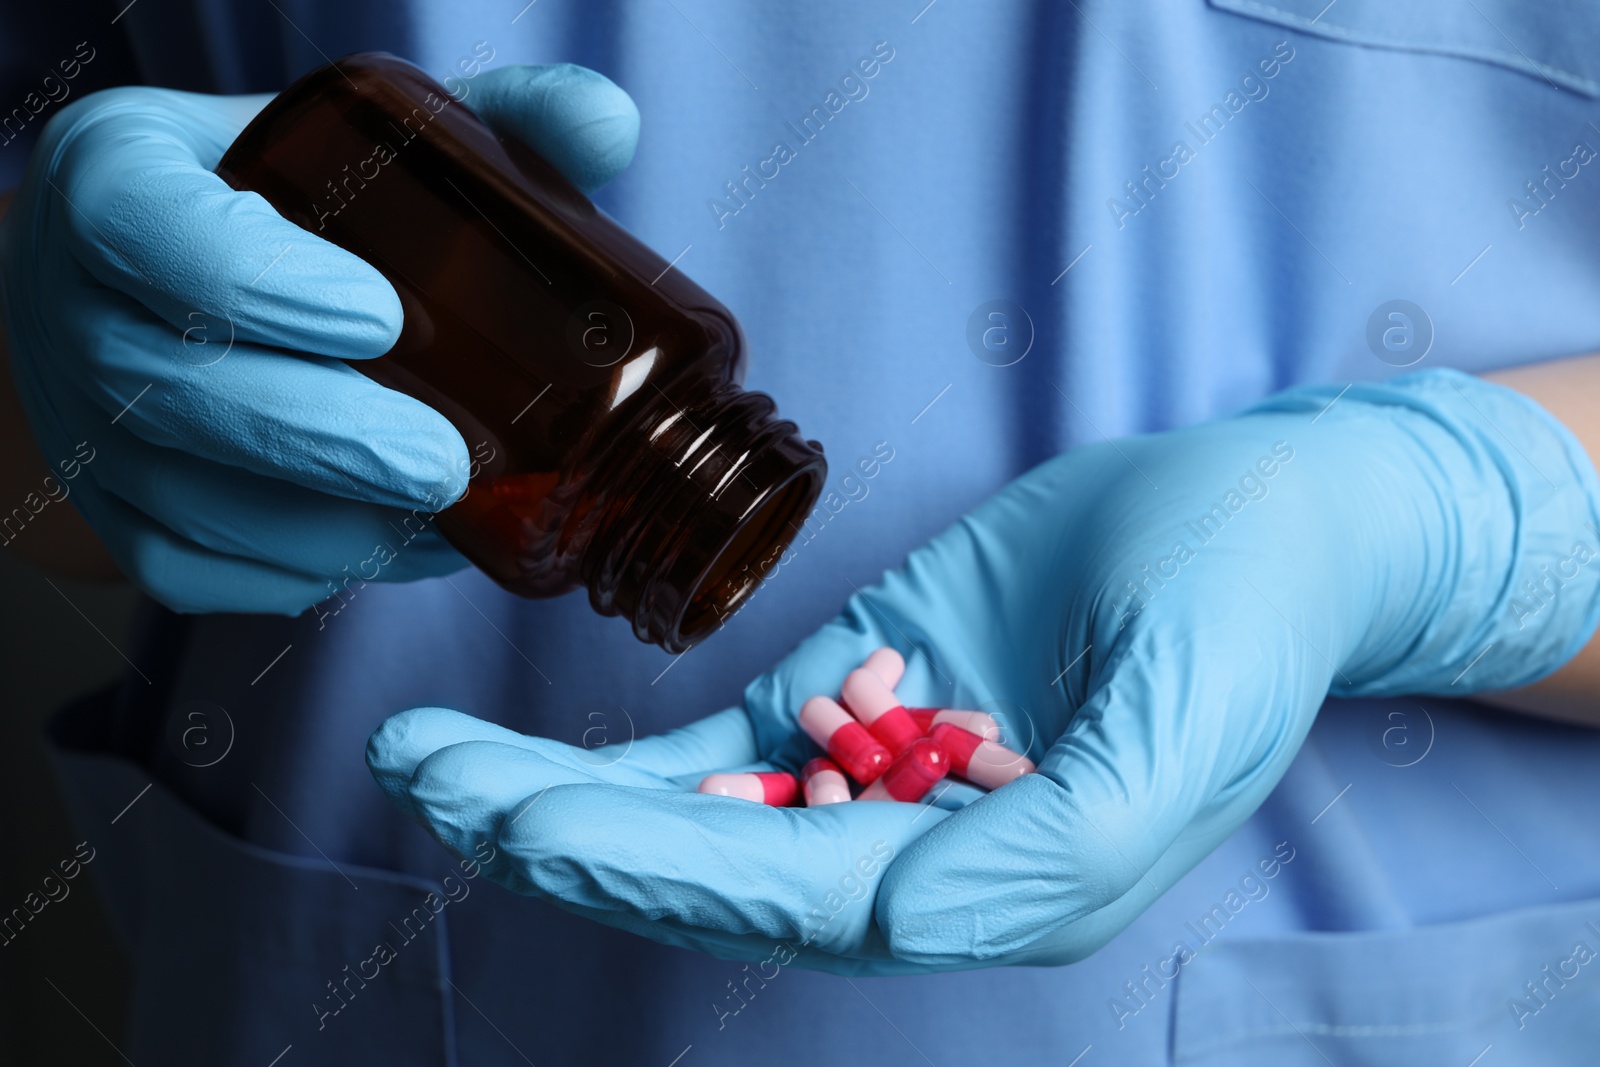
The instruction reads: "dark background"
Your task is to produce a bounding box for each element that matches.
[0,554,135,1065]
[1,11,141,1061]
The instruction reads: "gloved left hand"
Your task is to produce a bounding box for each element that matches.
[1,62,637,613]
[368,369,1600,974]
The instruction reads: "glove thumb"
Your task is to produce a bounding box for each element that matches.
[874,620,1305,964]
[469,63,639,194]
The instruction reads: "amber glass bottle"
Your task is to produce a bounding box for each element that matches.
[217,53,825,652]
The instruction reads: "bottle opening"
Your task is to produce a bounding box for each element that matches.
[582,385,826,652]
[678,471,821,645]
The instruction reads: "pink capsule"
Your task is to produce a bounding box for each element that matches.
[861,646,906,690]
[801,757,852,806]
[799,696,893,785]
[841,669,923,756]
[859,738,950,802]
[929,723,1035,790]
[698,772,798,806]
[906,707,1003,743]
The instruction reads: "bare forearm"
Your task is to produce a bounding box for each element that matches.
[1482,354,1600,723]
[0,190,123,581]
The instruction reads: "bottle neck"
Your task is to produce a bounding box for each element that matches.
[581,383,826,652]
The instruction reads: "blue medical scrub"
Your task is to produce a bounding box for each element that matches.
[17,1,1600,1063]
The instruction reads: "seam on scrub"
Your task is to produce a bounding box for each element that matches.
[1208,0,1599,96]
[1180,984,1600,1057]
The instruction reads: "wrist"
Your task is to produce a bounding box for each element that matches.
[1250,369,1600,696]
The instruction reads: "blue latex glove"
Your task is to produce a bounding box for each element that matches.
[1,64,638,613]
[370,369,1600,973]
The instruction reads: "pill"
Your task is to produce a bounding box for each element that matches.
[858,738,951,802]
[929,723,1035,790]
[906,707,1003,743]
[697,772,799,806]
[799,696,893,785]
[861,646,906,689]
[840,668,923,756]
[801,757,852,806]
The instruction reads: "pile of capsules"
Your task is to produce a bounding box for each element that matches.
[698,647,1036,806]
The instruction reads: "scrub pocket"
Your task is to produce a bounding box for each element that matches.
[1206,0,1600,97]
[1173,897,1600,1064]
[46,687,458,1067]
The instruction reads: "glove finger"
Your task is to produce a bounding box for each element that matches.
[521,892,953,978]
[876,618,1307,965]
[40,276,466,509]
[498,780,945,956]
[5,342,339,612]
[614,706,760,777]
[468,64,639,194]
[921,779,987,811]
[367,706,760,816]
[371,710,955,967]
[404,740,675,877]
[67,469,334,614]
[26,365,466,579]
[368,708,543,815]
[78,402,468,581]
[47,87,402,359]
[522,891,791,964]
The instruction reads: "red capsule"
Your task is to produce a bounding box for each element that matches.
[929,723,1034,790]
[801,757,852,806]
[799,696,893,784]
[697,772,799,806]
[841,668,923,756]
[858,737,950,802]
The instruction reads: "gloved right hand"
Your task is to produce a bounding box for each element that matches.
[0,65,639,613]
[369,369,1600,975]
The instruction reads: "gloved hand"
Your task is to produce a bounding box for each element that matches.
[368,369,1600,973]
[1,64,638,612]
